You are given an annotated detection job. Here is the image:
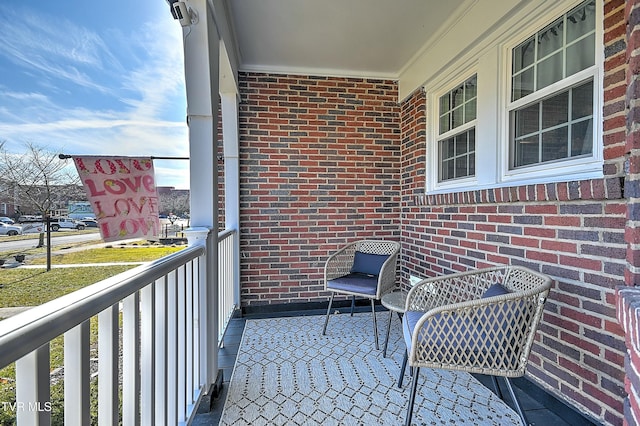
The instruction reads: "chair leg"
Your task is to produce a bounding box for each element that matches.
[382,308,393,357]
[398,350,408,388]
[322,293,334,335]
[491,375,504,400]
[350,295,356,316]
[502,377,528,426]
[404,366,420,426]
[371,299,379,350]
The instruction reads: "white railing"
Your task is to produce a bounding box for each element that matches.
[0,230,226,425]
[218,229,238,346]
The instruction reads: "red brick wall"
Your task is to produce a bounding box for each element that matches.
[398,1,628,424]
[238,73,401,307]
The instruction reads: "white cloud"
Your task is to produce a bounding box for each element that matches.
[0,3,190,188]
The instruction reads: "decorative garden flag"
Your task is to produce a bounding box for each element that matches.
[73,156,160,242]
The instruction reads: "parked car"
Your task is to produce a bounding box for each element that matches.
[81,219,98,228]
[0,222,22,236]
[18,215,40,223]
[0,217,15,224]
[48,217,85,231]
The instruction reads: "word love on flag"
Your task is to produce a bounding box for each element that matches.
[73,156,161,242]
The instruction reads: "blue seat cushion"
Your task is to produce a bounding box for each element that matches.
[327,273,378,296]
[402,310,476,354]
[350,251,389,276]
[482,283,510,298]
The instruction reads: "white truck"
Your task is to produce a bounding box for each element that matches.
[48,217,86,231]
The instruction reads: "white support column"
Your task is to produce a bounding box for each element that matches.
[220,92,240,307]
[182,0,220,391]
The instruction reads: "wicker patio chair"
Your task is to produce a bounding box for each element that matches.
[397,265,552,426]
[321,240,400,350]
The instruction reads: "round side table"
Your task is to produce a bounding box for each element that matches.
[380,290,407,358]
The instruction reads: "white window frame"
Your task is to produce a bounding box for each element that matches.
[500,0,603,186]
[425,0,603,195]
[427,70,479,193]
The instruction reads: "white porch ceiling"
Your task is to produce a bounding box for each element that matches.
[226,0,467,80]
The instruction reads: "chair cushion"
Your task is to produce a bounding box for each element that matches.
[402,311,475,353]
[482,283,510,298]
[327,273,378,296]
[350,251,389,276]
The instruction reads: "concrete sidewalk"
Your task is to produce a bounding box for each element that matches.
[0,306,32,318]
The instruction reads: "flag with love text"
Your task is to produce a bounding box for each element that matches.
[73,156,160,242]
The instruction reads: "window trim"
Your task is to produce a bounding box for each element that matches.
[424,0,604,195]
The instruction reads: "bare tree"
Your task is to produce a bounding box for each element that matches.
[159,190,190,218]
[0,142,84,248]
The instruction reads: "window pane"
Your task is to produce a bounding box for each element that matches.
[441,138,455,159]
[515,136,540,167]
[537,51,563,90]
[538,18,564,58]
[512,68,535,101]
[542,91,568,129]
[456,156,468,178]
[455,133,467,155]
[567,34,595,75]
[571,120,593,156]
[451,106,464,129]
[465,76,477,101]
[439,129,475,181]
[566,0,596,43]
[514,103,539,137]
[542,127,569,162]
[452,85,465,108]
[439,113,450,135]
[465,99,477,123]
[440,94,450,113]
[572,81,593,119]
[513,37,535,74]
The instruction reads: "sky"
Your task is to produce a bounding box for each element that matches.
[0,0,190,188]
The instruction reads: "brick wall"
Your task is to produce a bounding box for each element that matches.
[397,1,629,424]
[238,73,401,307]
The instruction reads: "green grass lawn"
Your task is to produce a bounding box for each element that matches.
[0,243,184,425]
[27,245,185,265]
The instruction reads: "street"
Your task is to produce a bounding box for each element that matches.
[0,232,102,252]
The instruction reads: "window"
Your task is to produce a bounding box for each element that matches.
[425,0,602,194]
[437,75,477,182]
[508,0,596,170]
